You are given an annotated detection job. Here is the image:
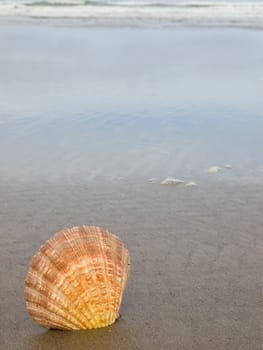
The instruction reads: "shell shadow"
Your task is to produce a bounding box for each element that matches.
[22,320,140,350]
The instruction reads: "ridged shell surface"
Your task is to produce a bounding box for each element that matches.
[25,226,130,330]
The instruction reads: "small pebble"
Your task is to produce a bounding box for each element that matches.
[185,181,197,187]
[161,177,184,185]
[207,166,220,174]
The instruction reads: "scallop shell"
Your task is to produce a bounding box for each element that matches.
[24,226,130,330]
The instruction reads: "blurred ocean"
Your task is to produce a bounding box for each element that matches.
[0,0,263,27]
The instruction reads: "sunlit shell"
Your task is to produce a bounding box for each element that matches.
[25,226,130,330]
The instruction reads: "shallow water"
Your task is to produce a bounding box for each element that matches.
[0,26,263,185]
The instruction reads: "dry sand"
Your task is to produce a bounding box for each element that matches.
[1,179,263,349]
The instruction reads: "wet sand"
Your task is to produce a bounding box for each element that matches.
[1,179,263,349]
[1,25,263,183]
[1,23,263,349]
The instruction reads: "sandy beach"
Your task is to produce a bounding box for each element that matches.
[1,180,263,349]
[1,22,263,349]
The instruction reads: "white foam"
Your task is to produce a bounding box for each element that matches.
[1,1,263,27]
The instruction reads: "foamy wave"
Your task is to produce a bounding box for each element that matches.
[1,1,263,27]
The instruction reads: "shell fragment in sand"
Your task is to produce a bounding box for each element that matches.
[148,178,158,184]
[185,181,197,187]
[207,166,221,174]
[161,177,184,185]
[224,164,232,169]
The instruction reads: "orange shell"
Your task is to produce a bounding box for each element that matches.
[25,226,130,330]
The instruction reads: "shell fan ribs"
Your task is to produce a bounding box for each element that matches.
[25,226,130,330]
